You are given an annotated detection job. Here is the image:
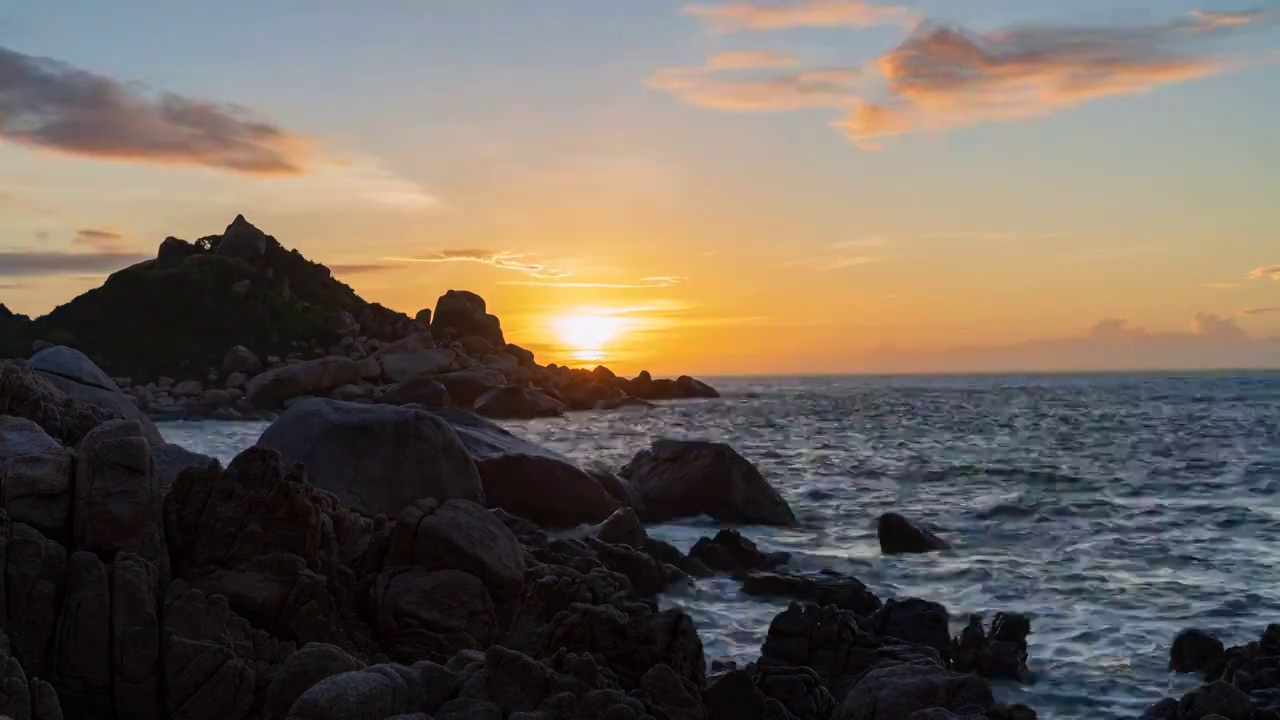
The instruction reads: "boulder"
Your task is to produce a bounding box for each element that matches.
[742,570,881,616]
[432,291,505,346]
[264,643,364,720]
[1,360,114,447]
[381,350,455,384]
[472,386,566,419]
[215,214,268,265]
[505,344,535,366]
[152,443,220,488]
[111,552,161,720]
[157,237,198,268]
[1171,628,1225,675]
[28,347,163,445]
[328,384,374,403]
[1176,681,1251,720]
[285,668,411,720]
[246,356,361,409]
[432,370,506,408]
[620,440,796,526]
[257,399,484,516]
[383,379,450,408]
[871,598,951,661]
[171,380,204,398]
[373,568,496,662]
[1,440,74,543]
[415,308,432,325]
[689,529,789,574]
[832,664,993,720]
[591,508,646,548]
[430,409,618,527]
[675,375,719,399]
[877,513,950,555]
[52,551,112,715]
[74,420,169,579]
[222,346,262,375]
[0,416,63,459]
[6,518,69,672]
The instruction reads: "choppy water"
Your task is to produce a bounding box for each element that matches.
[161,373,1280,719]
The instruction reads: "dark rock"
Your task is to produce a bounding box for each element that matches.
[638,663,706,720]
[0,416,62,458]
[152,443,220,488]
[592,470,645,512]
[246,356,361,409]
[592,508,647,548]
[6,517,68,673]
[157,237,198,268]
[675,375,719,399]
[110,553,161,720]
[52,552,111,716]
[222,346,262,375]
[704,670,783,720]
[215,214,269,265]
[28,347,163,444]
[264,643,364,720]
[73,420,170,580]
[431,370,507,408]
[373,568,496,662]
[832,664,993,720]
[0,422,74,542]
[1177,680,1252,720]
[756,665,835,720]
[473,386,566,419]
[1171,629,1226,675]
[431,409,618,527]
[415,308,432,325]
[506,344,535,366]
[381,350,455,384]
[690,529,789,573]
[877,513,950,555]
[742,570,881,616]
[432,290,505,347]
[257,399,485,516]
[436,698,503,720]
[383,378,451,407]
[285,668,409,720]
[0,360,113,447]
[621,440,796,526]
[872,599,951,661]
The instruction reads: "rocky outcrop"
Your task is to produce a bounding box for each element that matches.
[620,440,796,526]
[431,409,618,527]
[0,417,74,543]
[432,291,505,347]
[216,214,269,265]
[246,356,361,409]
[256,399,485,516]
[831,663,993,720]
[472,386,566,419]
[28,346,163,445]
[689,529,789,574]
[1146,623,1280,717]
[877,512,951,555]
[1,360,115,448]
[951,613,1032,682]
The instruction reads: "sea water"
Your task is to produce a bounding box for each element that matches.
[162,372,1280,719]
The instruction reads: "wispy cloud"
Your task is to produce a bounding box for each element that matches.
[0,250,149,277]
[328,262,406,276]
[923,230,1023,241]
[72,228,126,251]
[501,276,686,289]
[649,63,863,111]
[1186,9,1272,30]
[0,44,309,174]
[820,255,877,270]
[706,51,800,70]
[390,250,569,279]
[682,0,915,33]
[1251,263,1280,280]
[1241,306,1280,315]
[1205,282,1241,289]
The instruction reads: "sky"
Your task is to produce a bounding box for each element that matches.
[1,0,1279,374]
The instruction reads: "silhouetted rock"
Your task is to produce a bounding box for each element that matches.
[1171,628,1226,675]
[473,386,566,419]
[0,418,74,542]
[222,345,262,375]
[247,356,361,409]
[216,214,269,265]
[591,508,646,548]
[152,442,219,488]
[872,599,952,661]
[432,291,505,347]
[831,663,993,720]
[432,369,507,408]
[621,440,796,526]
[742,570,881,616]
[383,378,451,407]
[381,349,455,384]
[1177,680,1251,720]
[0,360,113,447]
[877,512,950,555]
[257,399,485,516]
[689,529,789,573]
[28,346,163,444]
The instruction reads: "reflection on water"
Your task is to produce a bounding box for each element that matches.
[162,372,1280,720]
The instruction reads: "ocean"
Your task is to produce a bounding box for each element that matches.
[160,372,1280,719]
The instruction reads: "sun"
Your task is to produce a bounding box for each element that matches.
[552,312,626,363]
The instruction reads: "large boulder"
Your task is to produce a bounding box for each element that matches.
[28,347,163,445]
[620,440,796,526]
[246,356,361,409]
[380,350,455,384]
[472,386,565,419]
[382,379,450,408]
[431,370,506,409]
[215,214,269,266]
[0,433,74,543]
[256,399,484,516]
[431,291,505,346]
[0,416,63,459]
[832,664,993,720]
[430,409,618,527]
[877,512,950,555]
[264,643,364,720]
[0,360,113,447]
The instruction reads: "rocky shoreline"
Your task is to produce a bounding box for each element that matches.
[3,216,719,425]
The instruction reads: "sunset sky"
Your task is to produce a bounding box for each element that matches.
[2,0,1279,374]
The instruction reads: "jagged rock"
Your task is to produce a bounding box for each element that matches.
[73,420,169,580]
[831,664,993,720]
[157,237,198,268]
[621,440,795,526]
[877,513,950,555]
[592,470,645,512]
[246,356,361,409]
[704,670,788,720]
[264,643,364,720]
[383,378,451,407]
[381,350,456,384]
[0,422,74,542]
[111,553,160,720]
[473,386,566,419]
[637,663,706,720]
[742,570,881,616]
[689,529,789,573]
[755,665,835,720]
[0,361,114,448]
[432,370,507,408]
[386,499,525,621]
[415,308,432,325]
[164,447,375,654]
[431,409,618,527]
[1171,628,1226,675]
[373,567,495,663]
[52,552,111,716]
[152,443,220,488]
[216,215,268,265]
[222,346,262,375]
[6,517,68,673]
[506,344,535,366]
[1176,681,1251,720]
[28,346,163,445]
[257,399,484,516]
[432,291,505,346]
[592,508,646,548]
[872,599,951,661]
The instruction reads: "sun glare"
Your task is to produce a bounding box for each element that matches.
[552,312,626,364]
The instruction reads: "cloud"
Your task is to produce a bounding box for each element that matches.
[1241,306,1280,315]
[0,45,309,174]
[1185,9,1271,30]
[501,277,686,289]
[1250,263,1280,280]
[649,63,863,111]
[327,262,406,276]
[74,229,122,243]
[838,19,1243,145]
[682,0,915,33]
[1205,282,1240,288]
[390,250,569,279]
[820,255,877,270]
[922,230,1022,241]
[0,250,149,277]
[706,51,800,70]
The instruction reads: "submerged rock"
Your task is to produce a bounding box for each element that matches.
[876,512,951,555]
[621,440,796,526]
[257,398,485,516]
